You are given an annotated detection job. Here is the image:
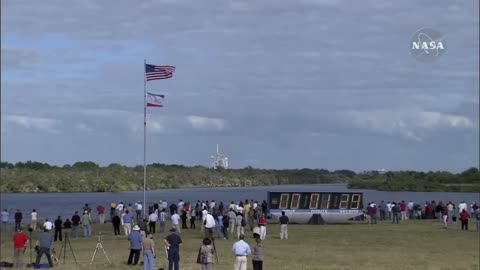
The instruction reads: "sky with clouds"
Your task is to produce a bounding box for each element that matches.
[1,0,478,172]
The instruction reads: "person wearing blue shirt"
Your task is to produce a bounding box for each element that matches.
[232,234,251,270]
[127,225,143,265]
[123,210,133,236]
[164,228,182,270]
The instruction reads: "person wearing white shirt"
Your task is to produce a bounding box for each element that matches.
[116,202,124,215]
[458,201,467,213]
[31,209,38,231]
[178,200,185,213]
[386,202,393,220]
[171,213,181,234]
[201,208,208,232]
[204,213,216,239]
[135,202,143,222]
[148,212,158,234]
[43,219,53,231]
[232,234,251,270]
[209,200,216,211]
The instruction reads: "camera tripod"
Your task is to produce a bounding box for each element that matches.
[57,232,77,264]
[90,233,112,266]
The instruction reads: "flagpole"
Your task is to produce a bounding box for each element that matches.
[143,59,147,219]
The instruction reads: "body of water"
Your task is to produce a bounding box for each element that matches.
[0,184,478,225]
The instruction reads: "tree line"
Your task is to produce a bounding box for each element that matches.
[0,161,478,193]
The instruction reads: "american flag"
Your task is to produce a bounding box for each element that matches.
[145,64,176,81]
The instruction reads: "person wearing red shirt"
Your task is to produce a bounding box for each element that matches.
[459,209,470,231]
[258,214,267,240]
[13,228,30,268]
[400,201,407,220]
[97,204,106,224]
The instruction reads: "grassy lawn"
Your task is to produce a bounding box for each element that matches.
[1,219,478,270]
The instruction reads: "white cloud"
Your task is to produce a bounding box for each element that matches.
[186,115,227,132]
[75,123,93,133]
[5,115,61,134]
[127,114,164,136]
[340,109,475,141]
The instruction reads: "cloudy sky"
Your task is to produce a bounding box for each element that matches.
[1,0,478,172]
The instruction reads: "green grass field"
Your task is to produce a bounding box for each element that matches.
[1,219,479,270]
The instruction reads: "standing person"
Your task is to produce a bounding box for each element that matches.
[159,209,167,233]
[252,238,264,270]
[204,212,216,239]
[446,202,455,223]
[54,216,63,241]
[258,214,267,240]
[386,202,392,220]
[148,211,158,234]
[440,202,448,227]
[171,212,181,234]
[143,232,156,270]
[407,200,414,219]
[1,209,9,230]
[367,203,377,225]
[391,202,400,224]
[135,202,143,222]
[475,208,480,232]
[279,211,289,240]
[123,210,133,236]
[261,201,268,216]
[236,214,245,239]
[222,212,230,240]
[81,210,93,237]
[14,209,23,231]
[164,228,182,270]
[459,209,470,231]
[127,225,143,266]
[30,209,38,231]
[378,201,386,221]
[201,207,208,232]
[71,211,80,239]
[400,201,407,220]
[198,237,215,270]
[228,209,236,235]
[13,227,29,268]
[181,210,188,230]
[63,219,72,229]
[34,229,54,268]
[97,204,105,224]
[112,214,121,236]
[116,202,124,216]
[232,234,251,270]
[190,208,196,229]
[169,203,178,216]
[110,202,117,221]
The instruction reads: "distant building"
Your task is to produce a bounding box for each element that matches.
[210,144,228,169]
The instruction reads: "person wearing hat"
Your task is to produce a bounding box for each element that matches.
[164,228,182,270]
[13,227,29,268]
[127,225,143,265]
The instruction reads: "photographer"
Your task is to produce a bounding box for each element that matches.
[34,229,54,268]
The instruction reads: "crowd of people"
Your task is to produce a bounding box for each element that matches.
[364,200,480,231]
[2,197,479,269]
[2,199,276,270]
